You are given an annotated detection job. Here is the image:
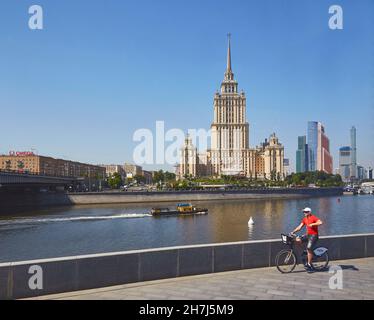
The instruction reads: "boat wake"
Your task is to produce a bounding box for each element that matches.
[0,213,152,226]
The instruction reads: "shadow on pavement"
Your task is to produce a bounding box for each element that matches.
[338,265,359,271]
[311,264,360,273]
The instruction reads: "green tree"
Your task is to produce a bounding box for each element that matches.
[286,171,344,187]
[17,160,25,170]
[164,171,176,182]
[153,170,165,183]
[134,175,146,184]
[108,172,123,189]
[270,170,276,181]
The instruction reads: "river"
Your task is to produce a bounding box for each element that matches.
[0,195,373,262]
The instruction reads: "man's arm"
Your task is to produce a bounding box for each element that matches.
[308,219,323,227]
[292,222,304,234]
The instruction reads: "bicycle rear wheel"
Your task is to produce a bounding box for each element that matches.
[276,249,297,273]
[312,252,329,271]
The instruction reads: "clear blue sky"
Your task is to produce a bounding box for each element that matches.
[1,0,373,172]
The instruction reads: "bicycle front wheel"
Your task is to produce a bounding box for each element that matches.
[276,249,297,273]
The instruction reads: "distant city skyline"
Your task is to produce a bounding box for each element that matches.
[1,0,373,173]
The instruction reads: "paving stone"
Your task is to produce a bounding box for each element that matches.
[141,293,169,300]
[184,293,214,300]
[253,284,279,290]
[267,290,294,297]
[228,294,257,300]
[255,295,275,300]
[250,291,276,297]
[121,296,148,300]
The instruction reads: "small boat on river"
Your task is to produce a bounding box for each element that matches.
[151,203,208,216]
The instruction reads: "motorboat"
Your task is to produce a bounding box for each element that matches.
[151,203,208,216]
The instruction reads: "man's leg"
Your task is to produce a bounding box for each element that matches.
[307,236,318,266]
[298,235,309,267]
[307,249,313,265]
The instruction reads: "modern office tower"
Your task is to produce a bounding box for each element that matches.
[296,136,309,173]
[307,122,318,172]
[357,166,366,181]
[350,126,357,179]
[307,121,333,174]
[319,125,333,174]
[339,146,352,182]
[369,168,373,180]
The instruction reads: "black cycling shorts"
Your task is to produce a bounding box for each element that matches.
[301,234,319,251]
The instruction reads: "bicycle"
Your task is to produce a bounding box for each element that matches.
[275,233,329,273]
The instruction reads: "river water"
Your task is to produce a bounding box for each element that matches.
[0,195,373,262]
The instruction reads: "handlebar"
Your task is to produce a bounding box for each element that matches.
[289,233,303,241]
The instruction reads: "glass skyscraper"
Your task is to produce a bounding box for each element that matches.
[296,136,309,173]
[307,122,318,172]
[306,121,333,174]
[350,126,357,179]
[339,146,352,182]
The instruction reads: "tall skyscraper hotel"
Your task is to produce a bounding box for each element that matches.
[178,36,285,180]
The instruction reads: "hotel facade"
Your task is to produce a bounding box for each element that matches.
[178,36,285,180]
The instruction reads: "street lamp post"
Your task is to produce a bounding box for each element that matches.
[88,167,91,192]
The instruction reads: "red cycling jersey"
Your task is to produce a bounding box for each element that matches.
[302,214,320,236]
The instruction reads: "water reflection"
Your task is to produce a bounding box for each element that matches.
[248,224,254,239]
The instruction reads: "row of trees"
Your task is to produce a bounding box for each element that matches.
[153,170,176,183]
[106,170,176,190]
[178,171,344,189]
[285,171,344,187]
[106,170,344,190]
[107,173,149,189]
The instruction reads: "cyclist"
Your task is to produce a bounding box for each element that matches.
[291,207,323,272]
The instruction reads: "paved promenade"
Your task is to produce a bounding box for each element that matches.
[30,257,374,300]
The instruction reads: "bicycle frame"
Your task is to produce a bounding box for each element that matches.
[284,239,308,266]
[284,248,295,264]
[285,237,327,265]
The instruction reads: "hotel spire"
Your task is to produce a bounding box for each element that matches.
[224,33,234,82]
[222,33,236,91]
[227,33,232,73]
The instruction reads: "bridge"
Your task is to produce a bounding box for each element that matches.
[0,171,79,189]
